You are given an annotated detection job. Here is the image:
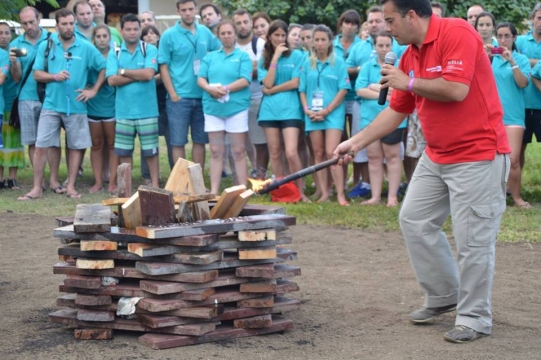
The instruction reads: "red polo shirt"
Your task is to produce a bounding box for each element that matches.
[390,15,510,164]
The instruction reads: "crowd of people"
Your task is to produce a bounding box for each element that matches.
[0,1,537,207]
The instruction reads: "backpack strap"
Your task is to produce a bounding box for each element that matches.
[140,41,147,58]
[251,36,258,56]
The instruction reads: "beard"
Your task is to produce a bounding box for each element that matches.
[60,31,74,41]
[237,30,251,40]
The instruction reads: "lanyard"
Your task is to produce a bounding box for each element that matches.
[316,62,327,89]
[184,33,198,52]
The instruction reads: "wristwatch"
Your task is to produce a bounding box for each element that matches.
[120,68,125,76]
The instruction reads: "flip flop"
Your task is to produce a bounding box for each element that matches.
[67,192,82,199]
[17,194,40,201]
[89,186,103,194]
[51,185,67,194]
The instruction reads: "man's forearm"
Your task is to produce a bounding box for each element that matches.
[410,77,469,102]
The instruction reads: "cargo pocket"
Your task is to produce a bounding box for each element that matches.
[467,203,505,247]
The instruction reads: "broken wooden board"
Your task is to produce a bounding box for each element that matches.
[138,185,175,226]
[223,189,254,218]
[121,192,141,230]
[210,185,247,219]
[136,214,296,239]
[74,328,113,340]
[238,247,277,260]
[164,158,194,196]
[187,164,210,221]
[74,204,111,233]
[238,229,276,241]
[138,317,293,349]
[80,240,118,251]
[77,309,115,322]
[64,275,102,289]
[240,280,277,293]
[117,163,132,198]
[234,314,272,329]
[76,258,114,270]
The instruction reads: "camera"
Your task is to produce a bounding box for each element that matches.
[11,48,27,57]
[491,47,504,55]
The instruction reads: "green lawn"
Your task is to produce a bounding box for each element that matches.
[1,139,540,242]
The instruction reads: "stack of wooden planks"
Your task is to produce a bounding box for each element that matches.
[49,199,301,349]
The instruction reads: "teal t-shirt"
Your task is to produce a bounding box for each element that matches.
[333,35,361,102]
[2,63,17,112]
[106,41,159,120]
[87,53,115,118]
[346,37,406,68]
[10,29,50,101]
[158,22,220,98]
[0,49,10,113]
[33,33,106,114]
[492,51,530,126]
[516,32,541,109]
[198,48,252,118]
[257,49,304,121]
[299,56,350,132]
[356,57,406,129]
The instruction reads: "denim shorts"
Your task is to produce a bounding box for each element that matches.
[166,97,208,146]
[36,110,91,149]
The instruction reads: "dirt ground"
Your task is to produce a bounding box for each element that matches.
[0,212,540,360]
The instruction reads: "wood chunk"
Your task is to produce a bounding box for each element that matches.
[80,240,118,251]
[65,275,102,289]
[77,309,115,322]
[177,201,193,223]
[240,280,277,293]
[75,294,112,306]
[171,306,222,319]
[174,193,216,203]
[210,185,247,219]
[137,298,192,312]
[238,247,277,260]
[59,255,76,263]
[233,314,272,329]
[165,158,194,196]
[239,204,286,216]
[76,258,114,269]
[117,163,132,198]
[102,198,129,206]
[237,295,274,308]
[74,204,111,233]
[276,280,300,295]
[121,192,141,229]
[238,229,276,241]
[236,264,275,278]
[188,164,210,220]
[57,293,77,307]
[137,317,294,349]
[74,328,113,340]
[138,185,175,226]
[56,216,74,227]
[223,189,254,218]
[127,243,181,257]
[171,250,223,265]
[137,314,199,329]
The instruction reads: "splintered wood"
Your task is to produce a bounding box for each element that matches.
[50,183,300,350]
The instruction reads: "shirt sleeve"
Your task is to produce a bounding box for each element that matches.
[531,60,541,79]
[145,44,159,72]
[198,52,210,79]
[355,62,370,91]
[32,41,47,71]
[0,50,9,76]
[105,49,118,78]
[345,42,360,67]
[257,57,267,83]
[291,51,302,79]
[90,45,106,72]
[299,59,307,93]
[517,53,531,84]
[438,25,480,85]
[239,52,253,82]
[157,33,171,65]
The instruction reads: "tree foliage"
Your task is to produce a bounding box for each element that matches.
[1,0,59,21]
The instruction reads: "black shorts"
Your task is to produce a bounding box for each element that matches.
[258,119,304,129]
[381,127,405,145]
[523,109,541,144]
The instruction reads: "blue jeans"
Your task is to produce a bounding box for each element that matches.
[166,97,208,147]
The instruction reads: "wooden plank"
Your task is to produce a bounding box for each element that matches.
[187,164,210,220]
[136,214,296,239]
[238,247,277,260]
[274,264,301,278]
[210,185,247,219]
[237,295,274,308]
[138,185,175,226]
[127,243,181,257]
[74,204,111,233]
[80,240,118,251]
[137,317,293,349]
[137,298,192,312]
[236,264,275,278]
[238,204,285,216]
[177,201,193,223]
[76,258,114,269]
[234,314,272,329]
[137,312,216,328]
[121,192,141,230]
[64,275,102,289]
[217,297,300,321]
[238,229,276,241]
[102,198,129,206]
[74,328,113,340]
[56,216,74,227]
[170,250,223,265]
[240,280,277,293]
[117,163,132,198]
[276,280,300,295]
[164,158,193,196]
[138,272,244,295]
[174,193,216,203]
[223,189,254,218]
[168,288,214,301]
[75,294,112,306]
[77,309,115,322]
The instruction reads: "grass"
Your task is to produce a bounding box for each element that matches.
[1,138,540,242]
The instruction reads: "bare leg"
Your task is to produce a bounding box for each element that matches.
[208,131,226,195]
[309,130,328,202]
[506,127,528,207]
[264,127,285,178]
[172,145,186,165]
[89,121,104,192]
[229,132,248,187]
[382,142,403,207]
[104,121,118,192]
[18,147,47,199]
[145,155,160,188]
[326,129,348,205]
[47,147,62,190]
[362,140,384,205]
[283,127,309,202]
[192,142,206,171]
[66,149,84,196]
[254,143,269,179]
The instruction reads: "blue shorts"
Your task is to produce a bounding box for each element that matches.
[166,97,208,146]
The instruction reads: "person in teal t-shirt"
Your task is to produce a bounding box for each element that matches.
[198,20,252,195]
[258,20,308,202]
[299,25,350,206]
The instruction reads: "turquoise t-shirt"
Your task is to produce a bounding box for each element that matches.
[0,49,10,113]
[33,33,106,114]
[257,49,304,121]
[492,51,530,126]
[346,37,406,69]
[516,32,541,109]
[87,52,115,118]
[299,56,350,132]
[106,41,159,120]
[356,57,406,129]
[198,48,252,118]
[10,29,50,101]
[2,63,17,112]
[158,22,220,98]
[333,35,361,102]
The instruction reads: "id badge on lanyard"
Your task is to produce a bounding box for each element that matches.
[311,90,324,111]
[193,58,201,75]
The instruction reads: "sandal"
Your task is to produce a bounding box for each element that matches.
[17,193,41,201]
[7,179,20,190]
[51,185,67,194]
[67,192,82,199]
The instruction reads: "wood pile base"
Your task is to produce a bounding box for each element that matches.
[50,204,300,349]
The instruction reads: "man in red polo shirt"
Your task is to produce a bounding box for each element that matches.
[334,0,510,344]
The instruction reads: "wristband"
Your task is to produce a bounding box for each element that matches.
[270,63,277,69]
[53,74,57,81]
[304,105,309,111]
[225,85,230,92]
[408,77,415,92]
[511,65,519,70]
